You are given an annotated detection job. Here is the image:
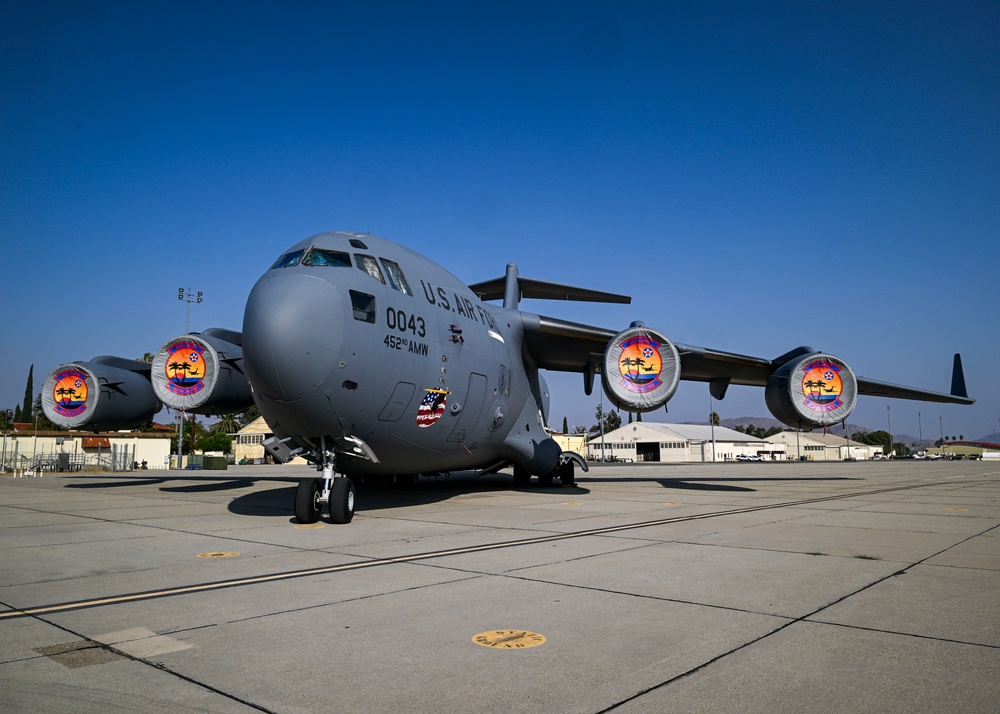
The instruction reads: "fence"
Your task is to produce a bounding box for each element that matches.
[2,443,167,475]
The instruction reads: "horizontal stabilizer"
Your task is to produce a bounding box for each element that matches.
[469,264,630,308]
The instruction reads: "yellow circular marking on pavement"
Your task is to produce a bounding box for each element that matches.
[295,524,326,529]
[943,508,968,512]
[473,630,546,650]
[197,551,240,559]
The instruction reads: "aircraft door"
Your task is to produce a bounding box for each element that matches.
[378,382,416,422]
[447,372,487,443]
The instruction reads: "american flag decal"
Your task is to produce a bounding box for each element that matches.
[416,389,448,428]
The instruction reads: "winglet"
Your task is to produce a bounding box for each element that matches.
[951,353,969,399]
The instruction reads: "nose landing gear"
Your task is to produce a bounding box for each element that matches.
[294,440,356,524]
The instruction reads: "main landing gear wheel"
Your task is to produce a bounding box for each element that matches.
[295,479,322,524]
[328,477,356,524]
[559,460,576,487]
[513,466,530,487]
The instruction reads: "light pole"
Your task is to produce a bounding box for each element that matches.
[918,412,923,447]
[709,394,716,463]
[177,288,203,333]
[939,416,944,451]
[887,405,893,457]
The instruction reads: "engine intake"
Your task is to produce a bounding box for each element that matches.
[601,325,680,413]
[41,357,160,431]
[151,328,253,415]
[765,352,858,429]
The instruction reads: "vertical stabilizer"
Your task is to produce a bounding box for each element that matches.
[951,354,968,399]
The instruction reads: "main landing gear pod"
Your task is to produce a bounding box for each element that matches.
[151,329,253,415]
[602,325,680,413]
[41,357,160,431]
[765,352,858,429]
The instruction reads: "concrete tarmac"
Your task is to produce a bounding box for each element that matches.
[1,461,997,713]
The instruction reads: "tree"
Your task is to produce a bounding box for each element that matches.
[590,405,621,435]
[195,432,233,454]
[637,411,642,422]
[628,412,633,424]
[562,416,568,434]
[21,365,33,422]
[211,413,241,435]
[235,404,261,428]
[709,411,720,426]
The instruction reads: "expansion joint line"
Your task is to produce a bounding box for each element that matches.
[0,480,952,621]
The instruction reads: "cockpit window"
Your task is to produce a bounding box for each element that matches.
[354,254,386,284]
[302,248,351,267]
[349,290,376,323]
[270,250,305,269]
[380,258,413,296]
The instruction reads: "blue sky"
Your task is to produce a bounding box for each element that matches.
[2,1,997,441]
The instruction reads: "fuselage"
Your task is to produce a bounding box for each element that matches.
[242,232,550,475]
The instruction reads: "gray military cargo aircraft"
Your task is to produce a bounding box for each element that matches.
[41,231,974,524]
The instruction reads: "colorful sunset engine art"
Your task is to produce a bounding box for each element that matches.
[765,352,858,429]
[601,325,680,413]
[41,357,160,431]
[151,328,253,415]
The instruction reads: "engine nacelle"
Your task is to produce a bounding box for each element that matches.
[765,352,858,429]
[41,357,160,431]
[151,328,254,416]
[601,325,680,413]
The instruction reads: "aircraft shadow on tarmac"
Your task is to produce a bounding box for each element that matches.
[64,478,256,493]
[579,475,861,493]
[225,474,592,522]
[65,478,170,489]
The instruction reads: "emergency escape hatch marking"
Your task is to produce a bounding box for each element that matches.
[473,630,546,650]
[197,551,240,558]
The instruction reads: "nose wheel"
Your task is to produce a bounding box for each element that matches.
[294,477,356,524]
[328,477,356,524]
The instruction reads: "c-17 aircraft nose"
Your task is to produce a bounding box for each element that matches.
[242,272,345,402]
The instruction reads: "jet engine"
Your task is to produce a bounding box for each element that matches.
[601,324,680,413]
[151,328,254,415]
[765,352,858,429]
[41,356,161,431]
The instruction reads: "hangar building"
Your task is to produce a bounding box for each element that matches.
[764,431,882,461]
[587,423,784,463]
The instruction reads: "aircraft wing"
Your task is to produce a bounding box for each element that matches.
[520,313,974,405]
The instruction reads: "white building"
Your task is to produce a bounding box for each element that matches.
[764,431,882,461]
[233,417,308,465]
[1,427,173,473]
[587,423,785,463]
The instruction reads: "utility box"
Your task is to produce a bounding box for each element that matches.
[203,456,228,470]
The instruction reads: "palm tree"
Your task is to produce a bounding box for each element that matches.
[211,413,241,434]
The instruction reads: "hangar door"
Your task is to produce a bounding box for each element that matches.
[636,442,660,462]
